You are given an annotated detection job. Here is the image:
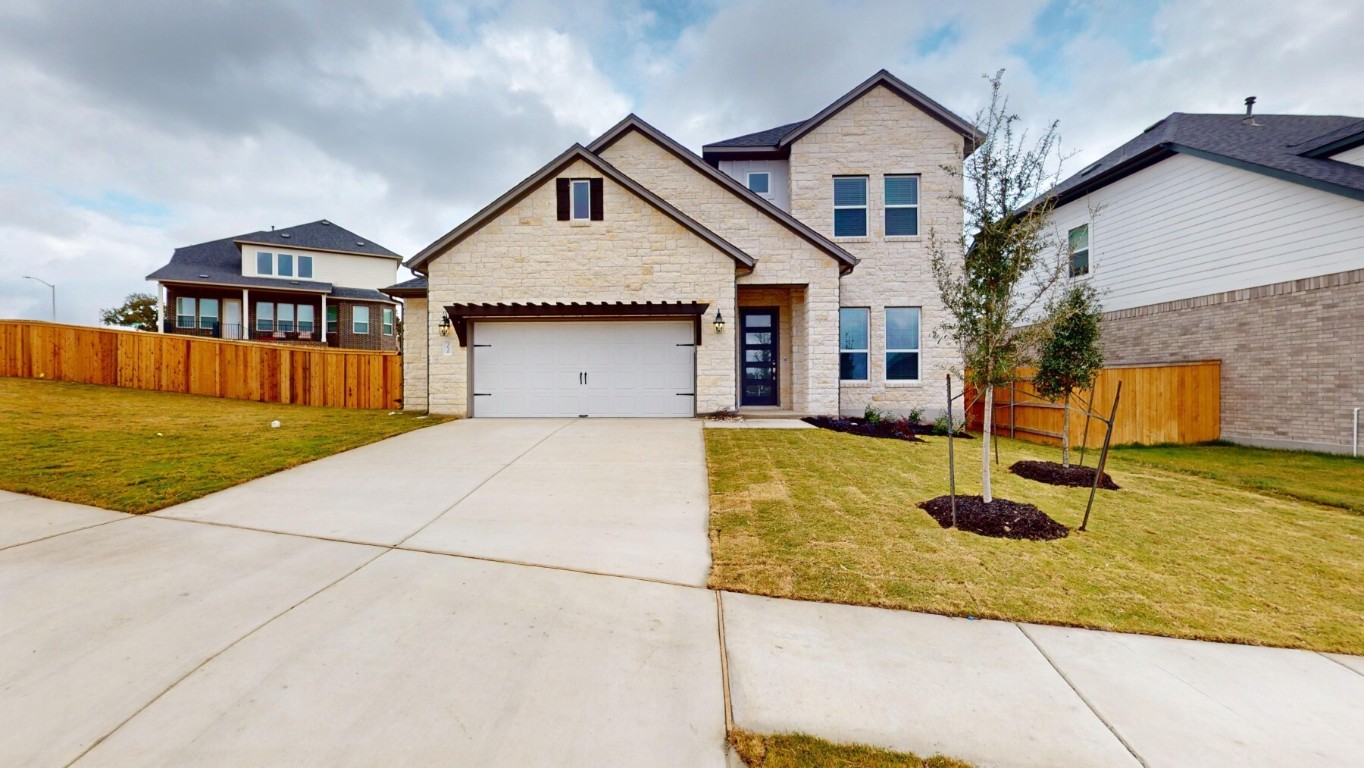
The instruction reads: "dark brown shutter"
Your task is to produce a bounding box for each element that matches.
[555,178,570,221]
[589,178,604,221]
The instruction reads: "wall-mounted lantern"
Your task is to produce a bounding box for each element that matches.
[713,310,725,334]
[438,313,452,336]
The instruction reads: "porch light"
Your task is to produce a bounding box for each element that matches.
[438,314,452,336]
[713,310,725,334]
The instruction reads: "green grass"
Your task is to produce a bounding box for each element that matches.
[706,427,1364,655]
[0,377,447,513]
[1112,441,1364,514]
[729,729,972,768]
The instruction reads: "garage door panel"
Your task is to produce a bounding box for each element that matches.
[473,321,696,418]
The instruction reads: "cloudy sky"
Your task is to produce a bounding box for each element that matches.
[2,0,1361,323]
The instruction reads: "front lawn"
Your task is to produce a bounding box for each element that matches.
[1112,441,1364,514]
[706,427,1364,654]
[0,377,446,513]
[729,729,972,768]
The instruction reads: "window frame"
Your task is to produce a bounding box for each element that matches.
[175,297,196,329]
[297,305,315,334]
[256,301,275,332]
[297,254,313,279]
[885,307,922,382]
[277,253,293,278]
[256,252,273,275]
[1068,224,1091,277]
[382,307,394,335]
[832,175,869,238]
[197,298,219,331]
[353,306,370,334]
[747,171,771,196]
[883,174,920,237]
[326,305,339,335]
[570,179,591,221]
[275,302,295,333]
[839,307,870,382]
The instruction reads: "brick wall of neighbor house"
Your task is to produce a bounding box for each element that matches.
[163,285,243,338]
[401,297,429,411]
[788,84,966,418]
[600,130,841,413]
[423,157,739,416]
[334,300,399,352]
[1100,268,1364,453]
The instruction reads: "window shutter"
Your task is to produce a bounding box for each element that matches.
[556,179,570,221]
[589,178,604,220]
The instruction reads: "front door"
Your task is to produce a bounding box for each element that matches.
[740,308,779,406]
[222,300,242,340]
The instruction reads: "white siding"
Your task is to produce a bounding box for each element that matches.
[1050,152,1364,312]
[239,244,398,289]
[1331,144,1364,167]
[717,159,790,211]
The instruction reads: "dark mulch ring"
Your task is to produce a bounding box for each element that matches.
[1009,460,1120,490]
[802,415,925,442]
[918,495,1070,541]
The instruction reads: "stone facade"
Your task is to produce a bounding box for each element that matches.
[1101,268,1364,453]
[422,158,739,416]
[400,297,429,411]
[788,84,966,417]
[599,129,842,413]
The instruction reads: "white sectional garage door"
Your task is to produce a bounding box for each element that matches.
[471,320,696,417]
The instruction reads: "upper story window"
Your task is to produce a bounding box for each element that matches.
[1068,224,1090,277]
[839,307,869,380]
[747,172,771,196]
[884,175,920,236]
[571,179,591,220]
[885,307,921,381]
[257,252,273,275]
[277,253,294,277]
[557,178,603,222]
[833,176,868,237]
[298,255,313,279]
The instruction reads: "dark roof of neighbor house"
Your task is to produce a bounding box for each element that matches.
[235,220,401,259]
[587,114,858,271]
[702,70,983,162]
[407,144,757,272]
[380,276,428,297]
[1044,113,1364,208]
[147,221,400,298]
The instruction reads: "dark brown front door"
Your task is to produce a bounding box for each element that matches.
[741,308,779,406]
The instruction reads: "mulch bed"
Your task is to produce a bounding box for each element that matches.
[918,495,1070,541]
[1009,460,1119,490]
[802,416,924,442]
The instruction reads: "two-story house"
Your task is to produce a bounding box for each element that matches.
[1045,103,1364,453]
[148,220,402,352]
[387,71,979,418]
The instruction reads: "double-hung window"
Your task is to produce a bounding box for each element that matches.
[297,255,313,279]
[747,172,770,196]
[353,306,370,334]
[257,252,273,275]
[571,179,591,221]
[885,307,921,381]
[175,297,196,328]
[382,307,394,335]
[198,299,219,330]
[297,305,315,333]
[277,303,295,332]
[256,302,275,332]
[277,253,294,277]
[884,175,920,236]
[326,305,339,335]
[1068,224,1090,277]
[839,307,870,380]
[833,176,868,237]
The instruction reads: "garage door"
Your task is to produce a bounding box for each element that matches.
[471,320,696,417]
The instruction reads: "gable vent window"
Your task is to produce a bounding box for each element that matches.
[556,178,604,222]
[747,172,771,196]
[884,175,919,236]
[833,176,868,237]
[1068,224,1090,277]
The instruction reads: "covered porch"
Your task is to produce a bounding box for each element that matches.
[156,281,337,346]
[736,284,813,415]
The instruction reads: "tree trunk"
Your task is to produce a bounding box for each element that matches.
[1061,392,1071,468]
[982,385,994,503]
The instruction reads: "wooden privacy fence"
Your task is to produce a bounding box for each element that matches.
[966,361,1221,447]
[0,320,402,410]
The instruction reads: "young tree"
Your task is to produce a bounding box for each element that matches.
[1033,282,1104,467]
[931,71,1069,503]
[99,292,159,331]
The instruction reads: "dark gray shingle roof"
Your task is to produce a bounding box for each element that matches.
[329,286,396,302]
[704,121,805,149]
[1047,113,1364,206]
[146,235,332,292]
[235,219,401,259]
[381,276,428,297]
[1290,119,1364,157]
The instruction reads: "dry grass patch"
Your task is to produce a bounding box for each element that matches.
[0,377,447,513]
[706,428,1364,654]
[729,729,972,768]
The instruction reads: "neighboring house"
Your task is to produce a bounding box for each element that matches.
[148,220,402,352]
[386,71,979,418]
[1045,102,1364,453]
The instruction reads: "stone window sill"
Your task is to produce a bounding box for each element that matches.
[886,380,923,388]
[570,220,591,227]
[840,380,871,387]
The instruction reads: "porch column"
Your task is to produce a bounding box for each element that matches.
[242,288,249,341]
[320,294,327,343]
[155,282,165,333]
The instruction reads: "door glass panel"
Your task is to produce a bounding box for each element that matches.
[745,332,771,345]
[745,349,771,363]
[746,314,772,328]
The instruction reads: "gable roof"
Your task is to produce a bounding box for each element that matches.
[702,69,983,162]
[235,219,401,259]
[406,144,757,272]
[1046,113,1364,208]
[587,114,858,272]
[1291,119,1364,158]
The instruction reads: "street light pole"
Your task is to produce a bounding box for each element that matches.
[23,276,55,322]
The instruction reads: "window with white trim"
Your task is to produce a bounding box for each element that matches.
[297,305,315,333]
[747,172,770,196]
[198,298,219,330]
[277,303,295,332]
[256,252,273,275]
[1068,224,1090,277]
[353,306,370,334]
[326,305,338,335]
[277,253,294,277]
[571,179,591,221]
[382,307,394,335]
[885,307,921,381]
[884,175,919,236]
[833,176,868,237]
[176,297,196,328]
[256,302,274,332]
[297,254,313,279]
[839,307,869,380]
